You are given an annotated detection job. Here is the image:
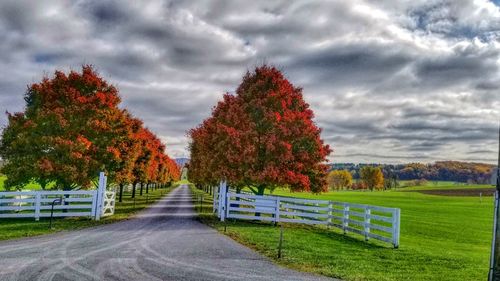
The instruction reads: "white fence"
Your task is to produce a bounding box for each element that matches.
[214,181,400,248]
[0,172,115,221]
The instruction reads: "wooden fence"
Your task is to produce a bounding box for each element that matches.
[0,172,115,221]
[214,181,400,248]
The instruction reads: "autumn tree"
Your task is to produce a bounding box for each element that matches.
[0,65,178,192]
[114,112,143,202]
[189,65,332,194]
[131,127,155,197]
[327,170,353,190]
[0,66,130,190]
[360,166,384,191]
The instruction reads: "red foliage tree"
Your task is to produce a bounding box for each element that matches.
[0,65,178,192]
[1,66,127,189]
[189,65,332,194]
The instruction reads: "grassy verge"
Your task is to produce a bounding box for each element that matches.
[0,186,173,241]
[0,175,49,191]
[191,184,493,281]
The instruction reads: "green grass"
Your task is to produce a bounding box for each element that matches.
[193,184,494,281]
[0,175,54,191]
[0,186,173,241]
[175,179,192,186]
[394,181,493,191]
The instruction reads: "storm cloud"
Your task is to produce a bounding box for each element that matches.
[0,0,498,164]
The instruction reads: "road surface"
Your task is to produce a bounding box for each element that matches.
[0,185,333,281]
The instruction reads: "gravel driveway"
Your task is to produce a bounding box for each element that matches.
[0,185,334,281]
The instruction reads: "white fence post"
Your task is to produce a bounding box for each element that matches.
[219,180,227,222]
[95,172,105,221]
[91,190,98,220]
[100,175,108,217]
[327,202,333,228]
[34,193,41,221]
[364,208,371,241]
[393,208,401,248]
[225,184,230,219]
[275,197,280,224]
[343,204,349,234]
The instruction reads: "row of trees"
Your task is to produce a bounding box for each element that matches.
[330,161,494,184]
[189,65,331,194]
[0,66,180,200]
[327,166,384,191]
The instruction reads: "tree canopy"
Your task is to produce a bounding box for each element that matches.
[189,65,331,194]
[360,166,384,191]
[327,170,353,190]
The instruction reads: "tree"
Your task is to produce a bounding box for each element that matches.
[360,166,384,191]
[114,112,143,202]
[131,127,155,197]
[327,170,352,190]
[0,65,178,192]
[383,171,399,190]
[0,66,128,190]
[189,65,332,194]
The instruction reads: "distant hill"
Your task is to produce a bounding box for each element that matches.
[175,158,190,167]
[329,161,496,184]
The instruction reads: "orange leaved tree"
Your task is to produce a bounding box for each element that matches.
[189,65,332,194]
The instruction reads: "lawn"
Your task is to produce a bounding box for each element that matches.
[394,180,492,191]
[193,184,495,281]
[0,184,175,241]
[0,175,48,191]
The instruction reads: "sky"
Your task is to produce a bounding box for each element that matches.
[0,0,499,164]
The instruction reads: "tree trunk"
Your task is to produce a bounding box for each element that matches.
[146,183,149,194]
[119,183,124,203]
[132,182,136,198]
[140,183,144,196]
[257,185,266,195]
[40,180,47,190]
[255,184,266,217]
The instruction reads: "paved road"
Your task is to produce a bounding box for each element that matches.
[0,185,333,281]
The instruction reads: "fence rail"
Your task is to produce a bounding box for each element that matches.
[0,172,115,220]
[214,182,400,248]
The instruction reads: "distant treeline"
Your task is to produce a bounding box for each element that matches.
[329,161,495,184]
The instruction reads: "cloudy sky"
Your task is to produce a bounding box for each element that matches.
[0,0,499,164]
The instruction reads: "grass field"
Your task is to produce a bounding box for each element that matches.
[193,183,495,281]
[394,181,492,191]
[0,175,49,191]
[0,184,175,241]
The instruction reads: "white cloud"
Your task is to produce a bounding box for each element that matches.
[0,0,498,164]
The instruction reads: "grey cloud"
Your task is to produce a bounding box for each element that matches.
[414,50,499,86]
[0,0,498,164]
[85,1,130,25]
[290,43,413,88]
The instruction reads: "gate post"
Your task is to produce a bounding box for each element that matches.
[95,172,106,221]
[35,193,41,221]
[219,180,227,221]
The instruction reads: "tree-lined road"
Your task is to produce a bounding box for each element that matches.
[0,185,333,281]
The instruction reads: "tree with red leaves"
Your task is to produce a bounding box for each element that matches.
[189,65,331,194]
[0,65,179,192]
[0,66,127,189]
